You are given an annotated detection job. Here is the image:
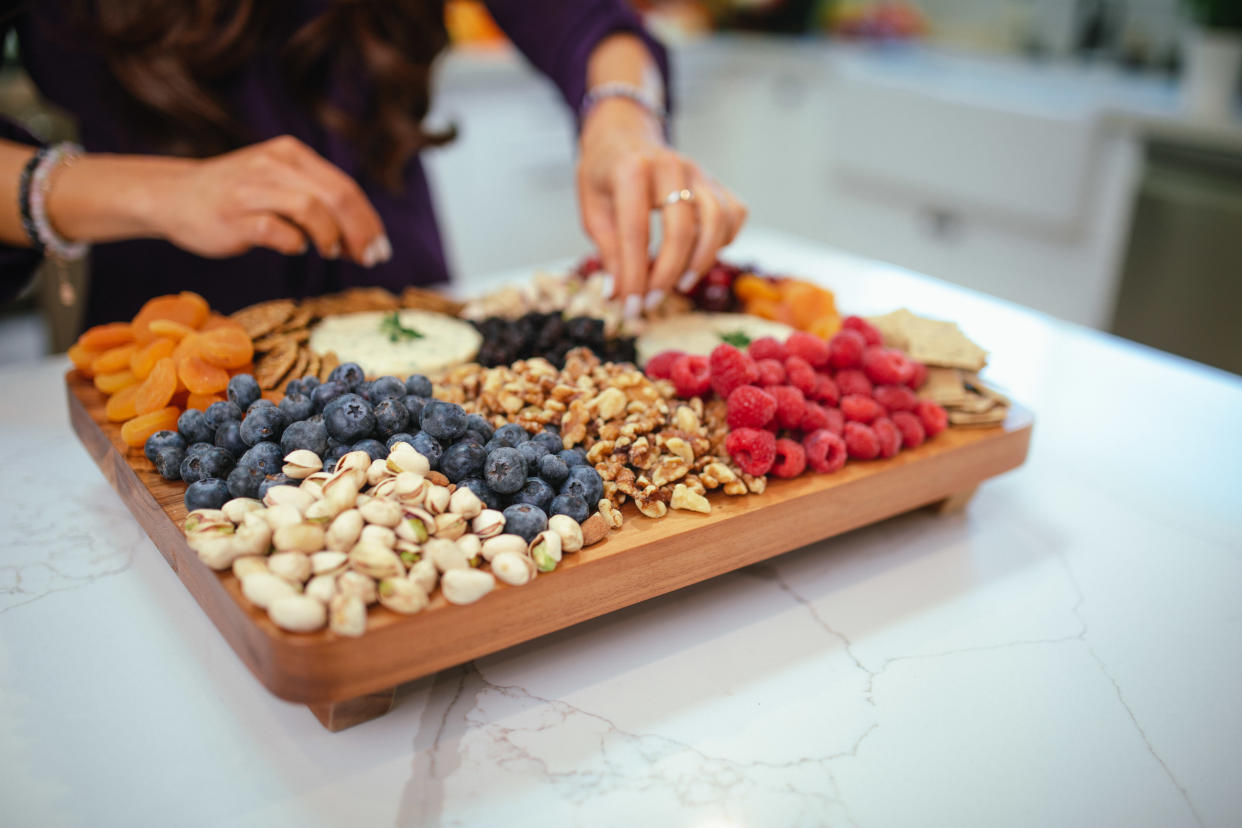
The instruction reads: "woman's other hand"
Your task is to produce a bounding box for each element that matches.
[576,98,747,316]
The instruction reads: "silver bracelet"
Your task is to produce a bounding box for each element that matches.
[30,142,88,262]
[581,81,667,124]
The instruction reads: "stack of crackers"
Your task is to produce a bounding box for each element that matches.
[229,286,463,392]
[866,308,1010,428]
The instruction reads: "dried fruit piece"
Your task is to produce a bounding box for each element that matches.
[78,322,134,351]
[199,327,254,369]
[186,392,226,411]
[134,356,178,414]
[178,354,230,395]
[90,343,139,375]
[121,406,181,447]
[147,319,195,340]
[94,369,137,394]
[130,337,176,379]
[132,292,209,342]
[67,342,103,375]
[104,384,140,422]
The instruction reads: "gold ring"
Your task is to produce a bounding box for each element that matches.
[661,188,695,207]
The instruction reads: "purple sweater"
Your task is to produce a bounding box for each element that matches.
[0,1,667,328]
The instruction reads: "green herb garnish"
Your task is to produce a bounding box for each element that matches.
[718,330,752,348]
[380,311,424,343]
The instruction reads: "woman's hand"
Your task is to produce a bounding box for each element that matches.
[576,98,747,315]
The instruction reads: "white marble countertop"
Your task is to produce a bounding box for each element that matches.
[3,229,1240,827]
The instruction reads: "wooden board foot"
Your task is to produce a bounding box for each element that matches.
[932,486,979,515]
[308,687,396,732]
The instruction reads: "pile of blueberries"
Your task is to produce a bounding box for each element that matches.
[144,362,604,539]
[472,312,637,369]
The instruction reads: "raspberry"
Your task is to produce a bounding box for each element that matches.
[803,429,847,473]
[842,315,883,346]
[841,394,885,424]
[709,344,759,398]
[907,360,928,390]
[828,329,866,369]
[726,427,776,476]
[891,410,926,448]
[873,417,901,458]
[644,350,684,381]
[771,438,807,478]
[844,422,880,459]
[748,336,787,362]
[823,406,845,436]
[873,384,918,412]
[768,385,806,430]
[756,358,786,386]
[799,402,832,433]
[726,385,777,430]
[784,356,817,396]
[916,400,948,437]
[862,347,913,386]
[670,354,711,398]
[812,373,840,406]
[834,368,873,398]
[784,331,830,368]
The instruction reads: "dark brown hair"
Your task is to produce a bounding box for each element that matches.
[77,0,454,191]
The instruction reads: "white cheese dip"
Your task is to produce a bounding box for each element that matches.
[635,313,795,365]
[309,310,482,378]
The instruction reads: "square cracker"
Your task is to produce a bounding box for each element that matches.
[256,339,298,390]
[231,299,295,339]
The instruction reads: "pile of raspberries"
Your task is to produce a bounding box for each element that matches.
[646,317,948,479]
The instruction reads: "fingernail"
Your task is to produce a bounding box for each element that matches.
[623,294,642,319]
[376,234,392,262]
[361,238,381,268]
[644,289,665,311]
[677,271,699,293]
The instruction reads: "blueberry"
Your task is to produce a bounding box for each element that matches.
[204,400,243,432]
[144,430,185,464]
[530,431,562,454]
[322,443,351,472]
[385,432,417,451]
[152,447,184,481]
[441,441,487,483]
[279,393,314,423]
[186,442,214,459]
[561,465,603,505]
[239,441,283,477]
[301,376,320,392]
[311,380,347,412]
[502,503,548,543]
[257,473,294,500]
[517,440,548,471]
[179,453,205,485]
[464,414,494,442]
[226,464,265,499]
[185,478,230,511]
[247,398,278,416]
[372,398,409,439]
[280,419,329,457]
[400,395,428,423]
[328,361,365,389]
[419,400,467,441]
[405,374,433,397]
[538,453,569,487]
[352,438,388,462]
[323,393,375,443]
[511,477,554,513]
[227,374,261,410]
[549,493,589,524]
[354,380,373,401]
[177,409,214,445]
[214,420,248,457]
[558,449,588,468]
[369,375,406,403]
[408,431,444,469]
[457,477,503,511]
[284,378,305,398]
[484,447,526,494]
[491,423,530,448]
[240,405,287,446]
[196,446,235,480]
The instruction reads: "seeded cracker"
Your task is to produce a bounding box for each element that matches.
[277,305,314,333]
[305,350,321,382]
[284,347,310,391]
[253,328,309,351]
[318,351,339,382]
[256,339,299,389]
[231,299,295,339]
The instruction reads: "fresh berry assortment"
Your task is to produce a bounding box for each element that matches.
[472,312,636,369]
[649,316,946,479]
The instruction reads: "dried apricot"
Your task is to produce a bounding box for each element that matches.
[90,343,139,375]
[201,313,246,333]
[78,322,134,351]
[172,389,191,409]
[130,338,176,379]
[199,327,254,369]
[734,274,781,304]
[121,406,181,448]
[131,292,209,342]
[147,319,195,340]
[104,384,140,422]
[178,354,229,395]
[68,342,103,375]
[134,357,177,415]
[186,391,225,410]
[94,369,137,394]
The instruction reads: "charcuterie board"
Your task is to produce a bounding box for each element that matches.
[67,370,1032,731]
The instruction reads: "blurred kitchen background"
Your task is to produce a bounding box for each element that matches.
[2,0,1240,375]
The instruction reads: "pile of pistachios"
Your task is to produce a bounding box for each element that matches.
[182,442,602,636]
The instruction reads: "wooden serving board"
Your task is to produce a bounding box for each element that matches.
[67,371,1032,730]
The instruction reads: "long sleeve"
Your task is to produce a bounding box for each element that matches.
[483,0,670,125]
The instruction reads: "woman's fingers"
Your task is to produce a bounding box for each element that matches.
[611,160,652,315]
[685,176,731,281]
[647,159,698,307]
[236,177,341,259]
[238,213,308,256]
[579,182,621,280]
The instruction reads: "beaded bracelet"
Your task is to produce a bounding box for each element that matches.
[581,81,667,126]
[18,147,50,253]
[29,142,88,261]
